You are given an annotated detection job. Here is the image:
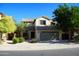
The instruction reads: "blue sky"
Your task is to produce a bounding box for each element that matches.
[0,3,79,23]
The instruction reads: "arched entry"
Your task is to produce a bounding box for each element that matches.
[8,33,14,40]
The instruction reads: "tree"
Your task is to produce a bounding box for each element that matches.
[0,16,16,33]
[0,16,16,43]
[16,22,27,37]
[70,6,79,28]
[53,4,79,40]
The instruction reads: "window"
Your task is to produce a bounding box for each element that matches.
[51,22,55,25]
[40,20,46,25]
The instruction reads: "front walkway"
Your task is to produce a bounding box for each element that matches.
[0,40,79,51]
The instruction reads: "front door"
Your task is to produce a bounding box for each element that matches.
[31,32,35,39]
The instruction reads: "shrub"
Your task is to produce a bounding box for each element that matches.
[12,37,19,44]
[12,37,25,44]
[19,37,25,43]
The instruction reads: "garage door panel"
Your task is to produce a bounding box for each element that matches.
[40,32,55,41]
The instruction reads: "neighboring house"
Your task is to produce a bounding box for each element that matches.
[22,16,58,41]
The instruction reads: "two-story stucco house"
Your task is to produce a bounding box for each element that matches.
[22,16,58,41]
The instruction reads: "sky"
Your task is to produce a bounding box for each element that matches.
[0,3,79,23]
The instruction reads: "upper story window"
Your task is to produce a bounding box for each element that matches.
[40,20,46,25]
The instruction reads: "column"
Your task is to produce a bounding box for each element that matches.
[28,31,31,39]
[59,31,62,40]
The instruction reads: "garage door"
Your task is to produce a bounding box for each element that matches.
[40,32,56,41]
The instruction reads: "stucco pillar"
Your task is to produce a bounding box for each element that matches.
[59,31,62,40]
[36,30,40,41]
[28,31,31,39]
[0,33,7,44]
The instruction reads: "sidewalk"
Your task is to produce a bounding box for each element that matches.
[0,41,79,51]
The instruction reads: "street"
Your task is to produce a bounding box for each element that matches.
[0,47,79,56]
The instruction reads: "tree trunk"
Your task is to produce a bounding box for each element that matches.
[21,31,23,37]
[69,31,71,40]
[13,33,16,38]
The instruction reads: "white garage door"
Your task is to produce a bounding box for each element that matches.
[40,32,56,41]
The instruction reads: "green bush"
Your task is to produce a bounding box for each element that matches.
[12,37,25,44]
[19,37,25,43]
[13,37,19,44]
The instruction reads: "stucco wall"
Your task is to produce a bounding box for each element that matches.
[35,17,51,26]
